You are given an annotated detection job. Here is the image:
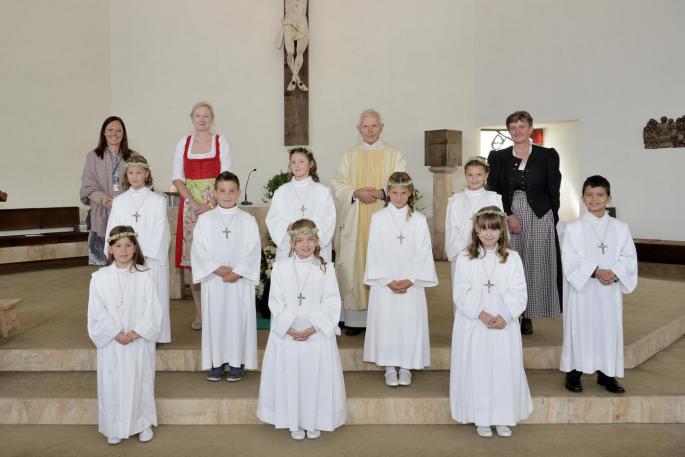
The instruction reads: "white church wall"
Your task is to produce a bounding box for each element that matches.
[108,0,476,216]
[473,0,685,240]
[0,0,111,211]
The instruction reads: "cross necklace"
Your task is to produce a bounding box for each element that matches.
[587,216,611,255]
[115,265,131,312]
[217,209,237,239]
[387,206,409,245]
[130,189,150,223]
[293,258,314,306]
[480,250,497,293]
[291,181,310,217]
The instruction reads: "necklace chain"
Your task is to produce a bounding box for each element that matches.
[387,206,409,244]
[291,181,310,216]
[217,209,237,239]
[587,216,611,254]
[480,251,497,293]
[293,258,314,306]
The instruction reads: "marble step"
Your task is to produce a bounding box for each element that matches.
[1,338,683,425]
[2,308,683,372]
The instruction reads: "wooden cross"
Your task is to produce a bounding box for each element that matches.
[297,292,306,306]
[299,205,307,215]
[132,211,141,222]
[397,233,406,245]
[484,280,495,293]
[222,227,232,239]
[598,242,608,254]
[282,0,309,146]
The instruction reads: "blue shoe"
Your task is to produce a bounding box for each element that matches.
[226,365,243,382]
[207,365,224,382]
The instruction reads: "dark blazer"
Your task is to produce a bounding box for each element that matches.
[486,144,562,222]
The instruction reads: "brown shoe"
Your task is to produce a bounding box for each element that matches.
[520,318,533,335]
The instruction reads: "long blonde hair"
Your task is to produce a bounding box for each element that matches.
[289,219,327,272]
[466,206,510,263]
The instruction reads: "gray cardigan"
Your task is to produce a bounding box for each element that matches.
[79,150,124,237]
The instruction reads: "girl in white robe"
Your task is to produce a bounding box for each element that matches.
[266,147,336,261]
[88,226,162,445]
[363,172,438,387]
[445,156,503,277]
[105,153,171,342]
[450,206,533,438]
[560,175,637,393]
[257,219,347,440]
[191,172,260,381]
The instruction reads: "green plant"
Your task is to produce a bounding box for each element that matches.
[262,170,292,203]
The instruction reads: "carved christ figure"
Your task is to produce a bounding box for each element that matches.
[279,0,309,92]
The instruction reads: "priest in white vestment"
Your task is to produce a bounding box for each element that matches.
[191,179,260,377]
[105,156,171,342]
[363,174,437,385]
[560,175,637,393]
[266,148,336,261]
[87,259,162,442]
[257,220,347,440]
[331,109,406,333]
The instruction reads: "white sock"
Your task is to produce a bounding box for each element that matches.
[385,366,397,374]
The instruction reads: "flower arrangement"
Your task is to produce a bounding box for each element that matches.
[263,170,291,203]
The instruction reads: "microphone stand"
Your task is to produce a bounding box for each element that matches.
[241,168,257,205]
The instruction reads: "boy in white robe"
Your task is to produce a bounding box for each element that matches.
[257,219,347,440]
[560,175,638,393]
[266,147,336,261]
[450,206,533,438]
[105,154,171,342]
[191,172,260,381]
[445,156,502,277]
[88,226,162,445]
[363,172,438,387]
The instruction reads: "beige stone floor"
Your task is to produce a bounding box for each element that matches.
[1,262,684,350]
[2,424,684,457]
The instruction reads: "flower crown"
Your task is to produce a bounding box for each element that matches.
[465,155,489,167]
[471,208,507,221]
[388,178,413,187]
[288,226,319,238]
[107,231,138,243]
[124,161,149,170]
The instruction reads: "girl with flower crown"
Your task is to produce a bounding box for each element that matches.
[449,206,533,438]
[257,219,347,440]
[105,153,171,342]
[87,226,163,445]
[445,156,502,279]
[363,172,438,387]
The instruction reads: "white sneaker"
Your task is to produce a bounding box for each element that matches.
[306,429,321,439]
[398,369,412,386]
[107,436,122,445]
[384,370,399,387]
[138,427,154,442]
[476,426,493,438]
[495,425,512,437]
[291,429,305,440]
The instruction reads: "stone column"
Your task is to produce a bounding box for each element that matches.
[425,130,462,260]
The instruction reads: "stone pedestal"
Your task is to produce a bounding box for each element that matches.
[168,205,270,299]
[425,129,462,260]
[429,167,457,260]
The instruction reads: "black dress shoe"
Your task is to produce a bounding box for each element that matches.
[345,327,365,336]
[564,372,583,393]
[597,372,625,394]
[520,318,533,335]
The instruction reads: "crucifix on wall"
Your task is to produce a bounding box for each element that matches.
[278,0,309,145]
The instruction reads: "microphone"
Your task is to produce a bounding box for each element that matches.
[241,168,257,206]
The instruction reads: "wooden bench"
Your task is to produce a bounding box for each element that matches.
[0,207,88,272]
[634,239,685,265]
[0,298,21,338]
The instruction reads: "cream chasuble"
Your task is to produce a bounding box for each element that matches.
[331,140,405,321]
